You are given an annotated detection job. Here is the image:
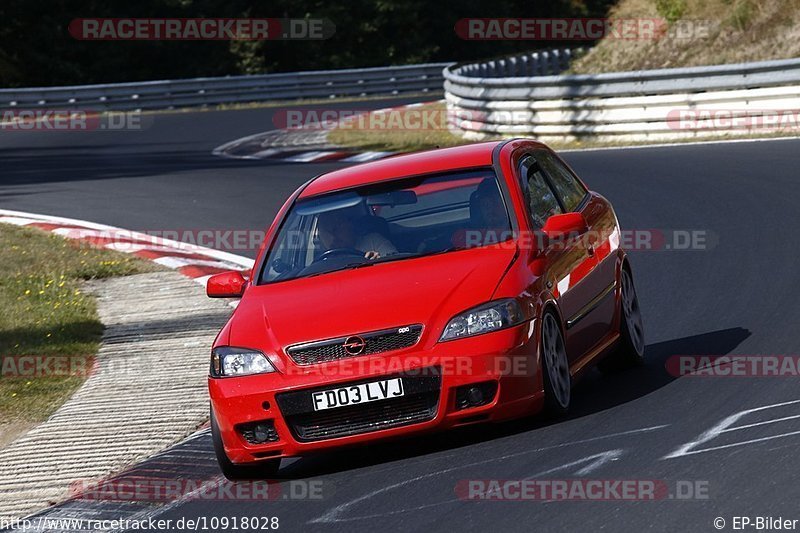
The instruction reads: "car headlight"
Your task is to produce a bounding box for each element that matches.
[440,298,525,341]
[210,346,276,377]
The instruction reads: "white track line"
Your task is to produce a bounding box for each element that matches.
[341,151,395,162]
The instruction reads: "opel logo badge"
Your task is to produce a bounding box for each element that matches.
[343,335,366,355]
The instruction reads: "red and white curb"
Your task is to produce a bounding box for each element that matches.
[0,210,248,521]
[0,209,254,289]
[212,101,433,163]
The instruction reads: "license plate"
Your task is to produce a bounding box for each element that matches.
[311,378,404,411]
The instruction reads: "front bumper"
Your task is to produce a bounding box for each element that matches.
[209,320,542,464]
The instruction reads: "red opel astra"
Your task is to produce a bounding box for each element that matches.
[206,139,645,479]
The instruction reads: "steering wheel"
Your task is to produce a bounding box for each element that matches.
[315,247,364,262]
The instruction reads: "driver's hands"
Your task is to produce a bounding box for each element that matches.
[364,250,381,260]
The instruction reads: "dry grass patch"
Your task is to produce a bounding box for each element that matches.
[571,0,800,73]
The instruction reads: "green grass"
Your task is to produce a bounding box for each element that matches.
[727,0,755,31]
[655,0,687,22]
[0,224,157,425]
[327,101,475,152]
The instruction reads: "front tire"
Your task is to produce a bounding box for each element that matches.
[211,409,280,480]
[600,268,645,372]
[541,311,571,416]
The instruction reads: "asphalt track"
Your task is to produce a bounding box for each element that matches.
[3,98,800,532]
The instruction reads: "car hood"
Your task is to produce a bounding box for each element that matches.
[228,246,518,354]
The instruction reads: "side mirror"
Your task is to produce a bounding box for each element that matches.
[541,212,588,240]
[207,271,247,298]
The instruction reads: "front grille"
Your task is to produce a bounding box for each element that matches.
[276,371,440,442]
[286,324,423,365]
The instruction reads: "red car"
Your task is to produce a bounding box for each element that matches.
[206,139,645,479]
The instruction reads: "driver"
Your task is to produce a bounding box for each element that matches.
[317,210,398,260]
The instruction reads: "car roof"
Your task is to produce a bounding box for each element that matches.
[299,141,504,198]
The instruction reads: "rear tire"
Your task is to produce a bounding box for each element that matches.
[541,311,571,416]
[599,268,645,373]
[211,409,280,480]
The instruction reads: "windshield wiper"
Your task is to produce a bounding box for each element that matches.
[303,261,371,278]
[340,249,462,269]
[317,255,410,274]
[423,245,465,257]
[301,249,464,279]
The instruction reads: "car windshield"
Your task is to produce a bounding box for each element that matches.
[260,168,513,284]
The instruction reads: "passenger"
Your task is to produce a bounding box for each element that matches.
[452,178,511,248]
[473,177,509,231]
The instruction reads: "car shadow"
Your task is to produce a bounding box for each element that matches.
[275,326,751,480]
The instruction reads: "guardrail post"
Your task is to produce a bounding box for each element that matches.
[531,53,541,76]
[549,50,561,75]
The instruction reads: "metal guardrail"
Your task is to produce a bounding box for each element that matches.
[444,54,800,141]
[0,63,450,111]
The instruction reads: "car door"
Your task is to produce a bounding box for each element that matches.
[516,153,595,363]
[534,149,616,359]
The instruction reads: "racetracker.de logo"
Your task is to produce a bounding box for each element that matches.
[455,479,709,500]
[68,18,335,41]
[666,355,800,377]
[68,478,325,502]
[666,109,800,132]
[454,18,711,41]
[0,111,145,132]
[1,355,96,378]
[69,479,279,501]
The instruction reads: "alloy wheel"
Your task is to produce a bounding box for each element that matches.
[542,313,570,409]
[621,270,645,356]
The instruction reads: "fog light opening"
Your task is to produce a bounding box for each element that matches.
[238,420,279,444]
[253,424,272,443]
[466,387,484,405]
[455,381,498,410]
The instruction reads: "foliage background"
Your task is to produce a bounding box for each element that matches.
[0,0,613,87]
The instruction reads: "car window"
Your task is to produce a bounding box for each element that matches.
[377,176,482,226]
[535,150,588,212]
[260,168,512,284]
[519,155,562,228]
